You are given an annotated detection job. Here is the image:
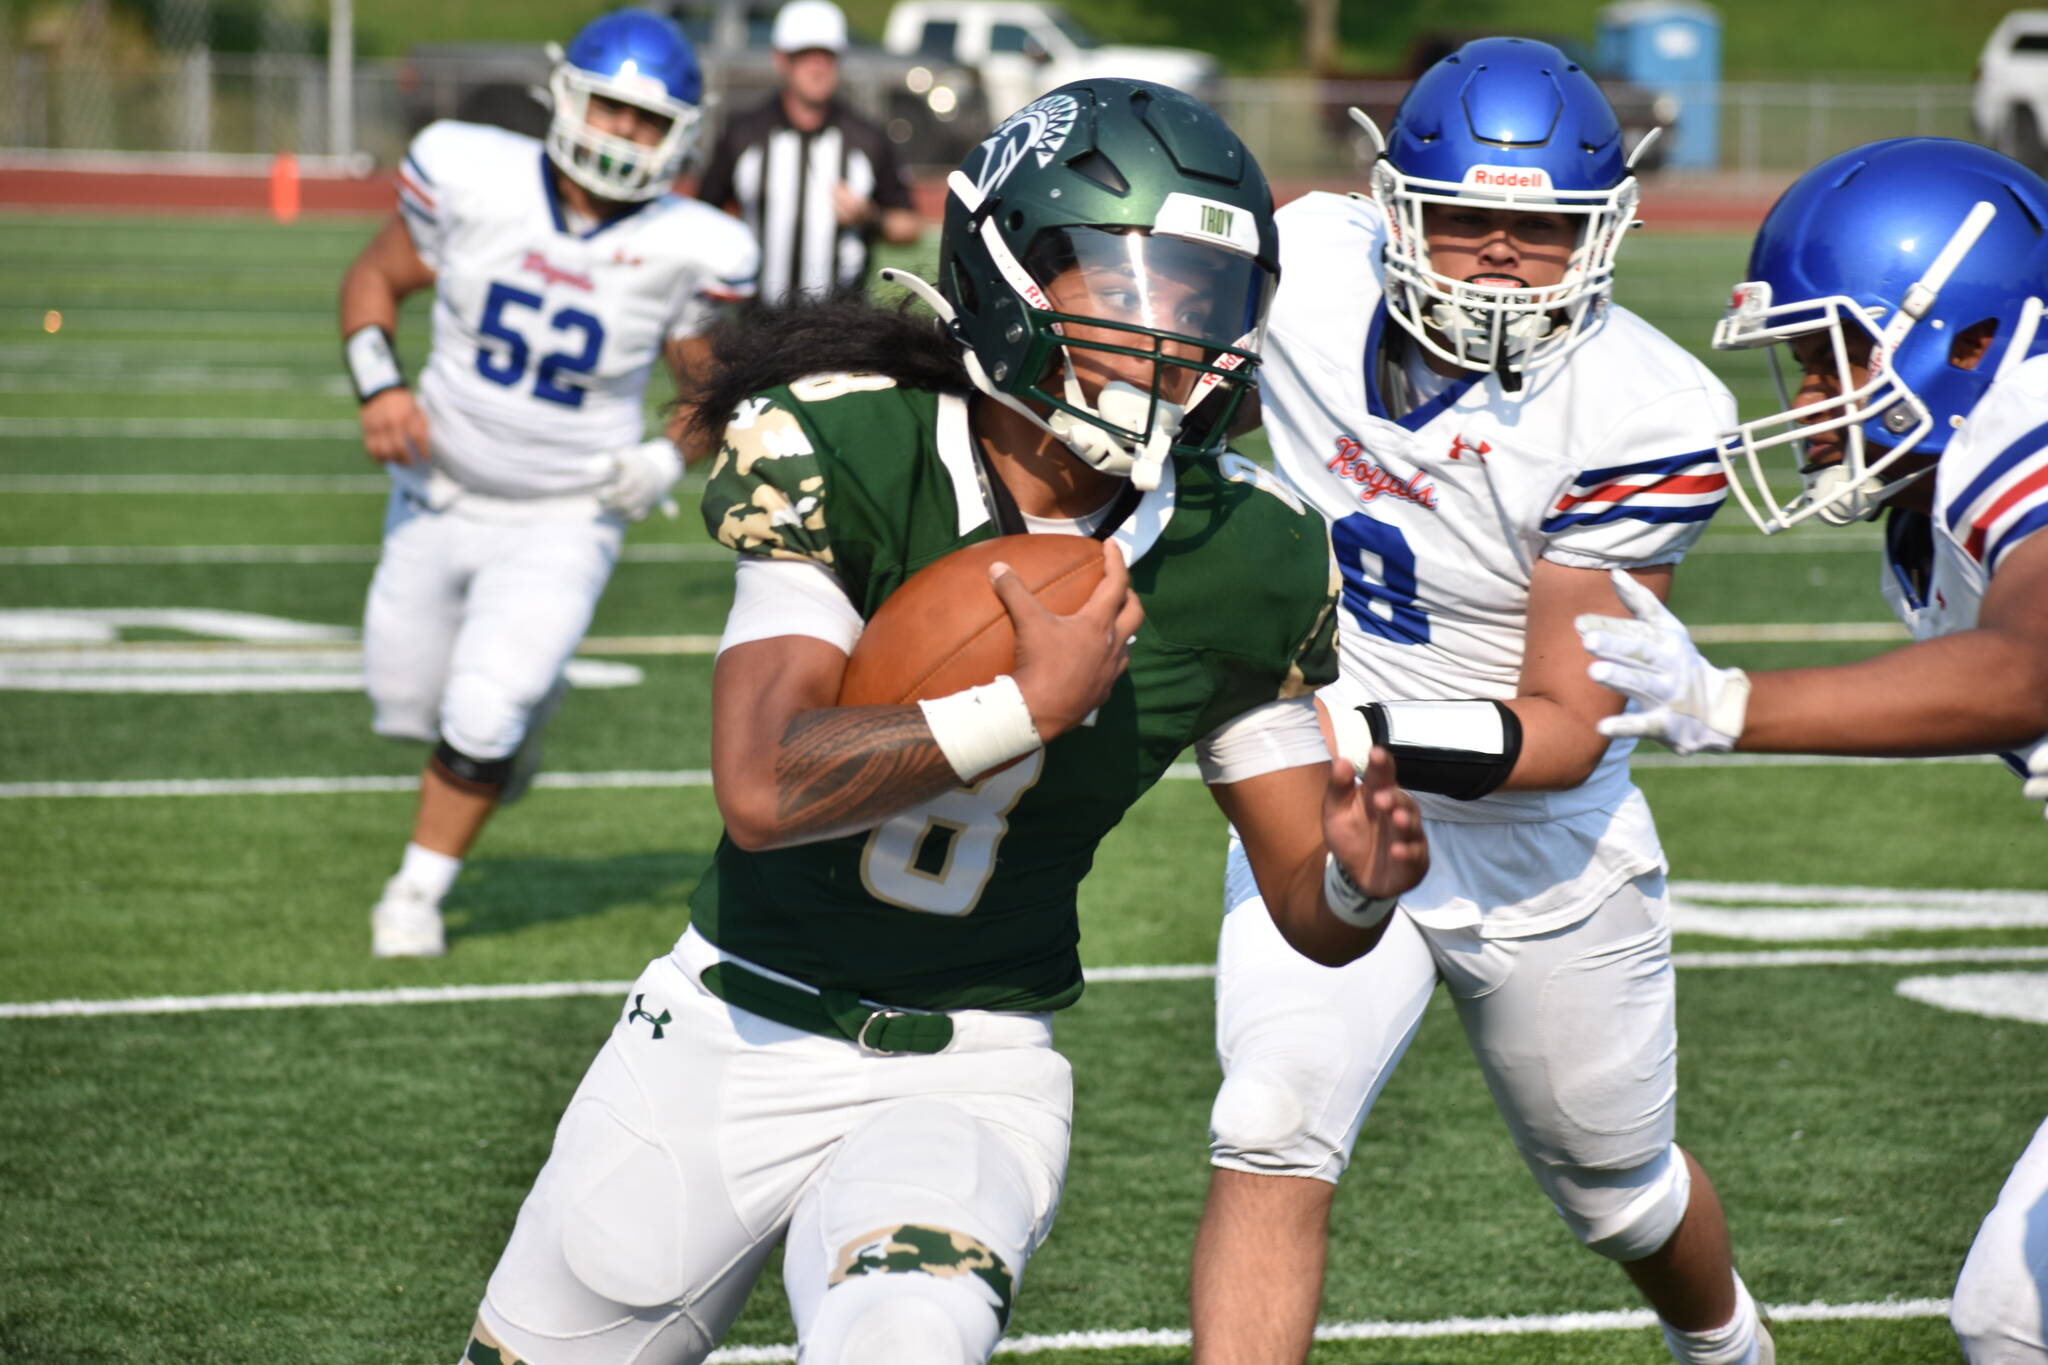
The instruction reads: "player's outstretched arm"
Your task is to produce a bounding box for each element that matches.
[1505,561,1678,785]
[1581,538,2048,756]
[339,214,436,466]
[711,541,1141,851]
[1212,749,1428,967]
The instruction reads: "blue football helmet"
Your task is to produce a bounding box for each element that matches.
[1368,37,1643,382]
[1714,137,2048,532]
[546,11,704,202]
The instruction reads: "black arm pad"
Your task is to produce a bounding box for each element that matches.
[1360,699,1524,801]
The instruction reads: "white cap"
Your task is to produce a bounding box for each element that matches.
[772,0,848,54]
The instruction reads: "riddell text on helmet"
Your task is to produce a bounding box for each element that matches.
[1463,165,1554,189]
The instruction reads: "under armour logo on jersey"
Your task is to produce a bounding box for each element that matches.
[1448,434,1491,463]
[627,994,672,1040]
[610,249,644,268]
[1328,435,1438,510]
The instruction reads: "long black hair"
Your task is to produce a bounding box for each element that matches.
[681,294,974,452]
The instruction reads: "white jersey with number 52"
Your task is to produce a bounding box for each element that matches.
[396,120,759,499]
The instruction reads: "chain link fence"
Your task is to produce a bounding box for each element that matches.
[0,25,1984,184]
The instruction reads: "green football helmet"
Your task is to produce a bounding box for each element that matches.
[888,79,1279,490]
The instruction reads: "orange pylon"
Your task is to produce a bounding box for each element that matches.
[269,151,301,224]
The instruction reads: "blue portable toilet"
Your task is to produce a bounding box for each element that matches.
[1595,0,1721,170]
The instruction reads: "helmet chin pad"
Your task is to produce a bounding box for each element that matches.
[1801,463,1889,526]
[1046,379,1183,490]
[1422,298,1560,366]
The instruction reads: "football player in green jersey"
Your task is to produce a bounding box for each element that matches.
[457,80,1426,1365]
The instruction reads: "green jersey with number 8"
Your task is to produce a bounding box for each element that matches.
[694,375,1338,1013]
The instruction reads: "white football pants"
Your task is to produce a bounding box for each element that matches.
[1953,1116,2048,1363]
[469,932,1072,1365]
[1212,835,1684,1257]
[363,488,623,761]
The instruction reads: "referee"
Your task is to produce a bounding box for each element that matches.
[696,0,921,303]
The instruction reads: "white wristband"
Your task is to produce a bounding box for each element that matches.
[1707,667,1753,746]
[1323,852,1398,929]
[918,675,1043,782]
[344,324,405,403]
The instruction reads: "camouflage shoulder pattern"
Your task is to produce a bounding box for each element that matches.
[701,393,834,565]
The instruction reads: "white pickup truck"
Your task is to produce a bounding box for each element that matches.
[1974,9,2048,174]
[882,1,1219,126]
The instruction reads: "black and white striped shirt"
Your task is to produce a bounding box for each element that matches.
[697,96,913,303]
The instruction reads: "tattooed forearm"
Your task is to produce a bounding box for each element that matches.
[772,705,961,840]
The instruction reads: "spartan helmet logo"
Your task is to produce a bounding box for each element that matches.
[972,92,1079,197]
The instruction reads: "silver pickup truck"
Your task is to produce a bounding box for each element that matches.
[1974,10,2048,175]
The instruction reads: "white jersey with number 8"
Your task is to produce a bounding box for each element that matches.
[1261,192,1735,933]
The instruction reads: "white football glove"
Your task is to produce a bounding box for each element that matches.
[598,438,684,522]
[2021,737,2048,821]
[1576,568,1753,756]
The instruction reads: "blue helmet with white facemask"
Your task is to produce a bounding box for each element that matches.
[1713,137,2048,532]
[1369,36,1641,383]
[546,11,704,202]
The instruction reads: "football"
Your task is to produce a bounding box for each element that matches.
[837,534,1109,706]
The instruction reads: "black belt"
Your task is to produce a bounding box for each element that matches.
[699,961,954,1055]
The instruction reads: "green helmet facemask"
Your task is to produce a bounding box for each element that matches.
[886,79,1280,490]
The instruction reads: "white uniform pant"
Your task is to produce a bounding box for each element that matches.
[1953,1116,2048,1363]
[1212,838,1682,1256]
[471,937,1073,1365]
[364,487,623,761]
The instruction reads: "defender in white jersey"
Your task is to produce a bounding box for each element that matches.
[1579,138,2048,1365]
[338,11,759,958]
[1190,39,1776,1365]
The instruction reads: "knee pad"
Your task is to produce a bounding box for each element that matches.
[806,1262,995,1365]
[1209,1073,1311,1166]
[1208,1036,1358,1180]
[440,673,532,763]
[1542,1141,1692,1262]
[1951,1221,2047,1358]
[431,740,514,798]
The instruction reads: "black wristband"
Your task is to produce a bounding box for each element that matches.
[344,324,406,403]
[1361,699,1524,801]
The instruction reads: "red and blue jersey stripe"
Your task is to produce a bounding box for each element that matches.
[396,153,437,228]
[1542,450,1728,532]
[1947,418,2048,571]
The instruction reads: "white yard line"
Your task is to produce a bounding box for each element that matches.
[0,418,361,440]
[404,1295,1960,1362]
[0,475,387,493]
[0,770,718,798]
[1670,880,2048,940]
[0,471,709,492]
[1680,533,1884,554]
[1632,751,1998,769]
[8,950,2047,1020]
[0,372,353,396]
[0,755,1998,800]
[0,543,730,565]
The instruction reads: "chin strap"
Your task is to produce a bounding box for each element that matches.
[1802,459,1937,526]
[1424,298,1557,376]
[880,264,1183,491]
[1050,360,1181,491]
